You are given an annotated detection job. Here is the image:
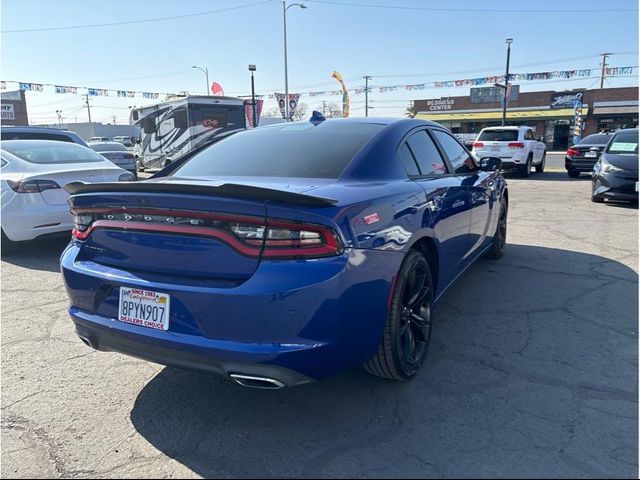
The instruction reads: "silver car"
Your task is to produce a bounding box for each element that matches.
[88,141,137,178]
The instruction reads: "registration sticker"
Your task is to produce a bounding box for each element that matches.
[118,287,170,331]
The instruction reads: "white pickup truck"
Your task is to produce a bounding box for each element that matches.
[471,126,546,177]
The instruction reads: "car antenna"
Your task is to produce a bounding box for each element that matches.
[310,110,326,125]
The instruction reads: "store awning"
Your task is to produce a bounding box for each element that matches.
[592,106,639,115]
[415,107,587,122]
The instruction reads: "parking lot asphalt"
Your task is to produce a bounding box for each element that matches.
[1,172,637,479]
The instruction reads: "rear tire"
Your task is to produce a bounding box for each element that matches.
[568,170,580,178]
[535,152,546,173]
[364,250,434,381]
[521,156,532,178]
[484,196,507,259]
[1,230,17,255]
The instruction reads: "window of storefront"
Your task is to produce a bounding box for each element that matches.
[597,116,639,132]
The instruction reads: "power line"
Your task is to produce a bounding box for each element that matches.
[305,0,637,13]
[372,53,639,79]
[3,0,271,33]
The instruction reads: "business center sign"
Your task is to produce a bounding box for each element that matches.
[1,104,15,120]
[550,91,584,109]
[426,98,455,111]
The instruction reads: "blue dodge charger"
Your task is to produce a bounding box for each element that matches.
[61,116,508,388]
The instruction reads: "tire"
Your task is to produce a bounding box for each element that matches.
[568,170,580,178]
[591,194,605,203]
[1,230,17,255]
[364,250,434,381]
[521,155,532,178]
[484,196,508,259]
[535,152,546,173]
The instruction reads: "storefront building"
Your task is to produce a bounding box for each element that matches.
[414,86,638,150]
[1,90,29,126]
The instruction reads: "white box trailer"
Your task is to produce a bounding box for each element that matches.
[130,95,246,170]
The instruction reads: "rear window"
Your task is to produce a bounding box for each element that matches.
[2,141,105,164]
[607,131,639,154]
[0,131,74,142]
[174,122,384,179]
[477,129,519,142]
[579,134,611,145]
[91,142,127,152]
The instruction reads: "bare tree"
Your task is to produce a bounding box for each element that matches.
[292,102,308,121]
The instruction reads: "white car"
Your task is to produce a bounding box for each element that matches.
[1,140,134,250]
[472,126,546,177]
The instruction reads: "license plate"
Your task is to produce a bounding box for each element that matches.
[585,151,597,158]
[491,146,500,151]
[118,287,170,330]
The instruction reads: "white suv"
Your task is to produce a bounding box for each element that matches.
[472,126,546,177]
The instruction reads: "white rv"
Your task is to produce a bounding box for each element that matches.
[130,95,246,170]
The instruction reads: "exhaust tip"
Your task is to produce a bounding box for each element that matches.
[230,374,286,389]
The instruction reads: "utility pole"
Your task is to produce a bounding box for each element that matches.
[600,52,612,89]
[112,115,117,124]
[501,38,513,127]
[84,94,92,123]
[363,75,372,117]
[249,64,257,127]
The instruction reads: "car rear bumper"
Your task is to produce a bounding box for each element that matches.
[72,313,314,387]
[566,156,598,172]
[2,196,72,241]
[61,244,404,383]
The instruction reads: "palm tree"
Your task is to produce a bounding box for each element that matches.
[405,102,416,118]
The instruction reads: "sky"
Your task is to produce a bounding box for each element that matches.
[1,0,638,125]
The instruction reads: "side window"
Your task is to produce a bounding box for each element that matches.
[398,143,420,176]
[406,130,448,175]
[431,129,477,174]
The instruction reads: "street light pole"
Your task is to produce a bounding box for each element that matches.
[249,64,257,127]
[283,1,306,121]
[192,65,210,95]
[502,38,513,127]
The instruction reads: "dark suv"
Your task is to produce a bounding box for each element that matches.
[1,126,88,147]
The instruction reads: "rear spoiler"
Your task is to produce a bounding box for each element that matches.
[64,181,338,207]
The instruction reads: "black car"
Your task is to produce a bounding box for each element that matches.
[591,129,638,203]
[565,133,612,177]
[0,126,88,147]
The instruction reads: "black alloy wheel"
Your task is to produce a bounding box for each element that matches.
[364,250,434,380]
[485,196,507,259]
[521,155,532,178]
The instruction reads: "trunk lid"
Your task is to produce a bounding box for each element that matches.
[67,179,337,282]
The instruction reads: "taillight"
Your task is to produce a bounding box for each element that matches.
[567,148,580,157]
[70,209,343,259]
[7,179,61,193]
[507,142,525,148]
[472,142,485,148]
[261,220,342,258]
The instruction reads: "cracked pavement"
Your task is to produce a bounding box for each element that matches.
[1,172,637,478]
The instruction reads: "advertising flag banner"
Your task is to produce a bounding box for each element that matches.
[211,82,224,96]
[274,93,300,119]
[88,88,108,96]
[572,95,584,145]
[55,85,78,94]
[19,82,43,91]
[245,98,264,127]
[331,71,349,117]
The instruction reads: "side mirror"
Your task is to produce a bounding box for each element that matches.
[480,157,502,171]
